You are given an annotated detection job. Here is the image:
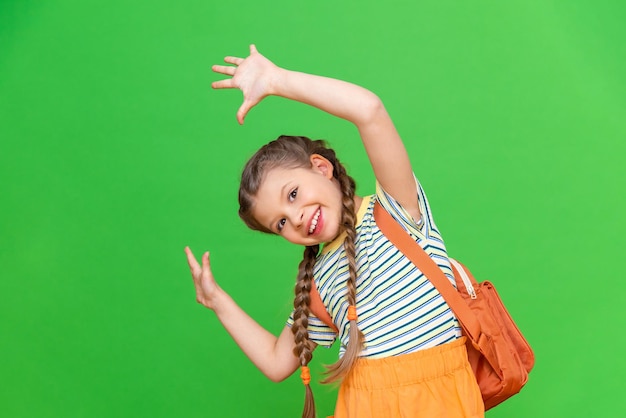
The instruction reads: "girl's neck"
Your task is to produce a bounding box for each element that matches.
[353,195,363,211]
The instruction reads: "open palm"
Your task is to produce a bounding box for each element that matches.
[184,246,220,309]
[212,44,279,124]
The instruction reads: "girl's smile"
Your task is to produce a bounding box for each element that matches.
[308,207,322,235]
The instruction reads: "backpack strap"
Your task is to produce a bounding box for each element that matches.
[373,201,482,342]
[309,280,339,333]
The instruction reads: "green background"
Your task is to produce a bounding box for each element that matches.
[1,0,624,417]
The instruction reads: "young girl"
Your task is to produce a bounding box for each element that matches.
[185,45,484,418]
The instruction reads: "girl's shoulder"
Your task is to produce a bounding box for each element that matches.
[375,175,430,233]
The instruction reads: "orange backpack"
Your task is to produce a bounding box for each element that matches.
[309,201,534,410]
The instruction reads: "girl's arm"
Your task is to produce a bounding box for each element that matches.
[185,247,303,382]
[212,45,420,220]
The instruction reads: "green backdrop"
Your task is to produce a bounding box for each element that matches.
[1,0,625,417]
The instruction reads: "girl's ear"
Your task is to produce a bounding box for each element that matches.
[310,154,334,179]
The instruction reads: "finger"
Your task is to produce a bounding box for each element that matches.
[185,246,201,273]
[201,251,211,271]
[237,100,253,125]
[249,44,258,54]
[201,252,213,281]
[224,56,244,66]
[212,78,236,90]
[212,64,236,76]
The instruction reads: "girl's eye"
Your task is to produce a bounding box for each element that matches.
[289,188,298,201]
[277,218,286,232]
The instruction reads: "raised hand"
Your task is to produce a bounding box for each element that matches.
[184,246,221,310]
[212,44,279,125]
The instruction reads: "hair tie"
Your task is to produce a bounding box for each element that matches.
[347,305,357,321]
[300,366,311,385]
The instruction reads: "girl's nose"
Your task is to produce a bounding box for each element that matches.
[292,209,305,229]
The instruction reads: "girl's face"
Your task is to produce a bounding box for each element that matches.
[252,155,343,246]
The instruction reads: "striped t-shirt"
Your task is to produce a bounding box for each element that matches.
[288,177,462,358]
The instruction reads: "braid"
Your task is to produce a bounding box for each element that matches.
[321,158,364,384]
[238,135,363,412]
[292,244,319,418]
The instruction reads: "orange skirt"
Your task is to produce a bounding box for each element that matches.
[329,337,484,418]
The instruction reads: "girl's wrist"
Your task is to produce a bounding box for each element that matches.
[267,67,289,97]
[209,285,230,314]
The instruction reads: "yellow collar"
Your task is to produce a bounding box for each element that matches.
[321,195,373,254]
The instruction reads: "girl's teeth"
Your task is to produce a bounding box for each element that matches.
[309,209,320,234]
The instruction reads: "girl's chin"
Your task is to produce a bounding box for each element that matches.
[322,228,342,244]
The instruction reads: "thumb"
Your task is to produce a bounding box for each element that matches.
[201,251,211,271]
[236,100,253,125]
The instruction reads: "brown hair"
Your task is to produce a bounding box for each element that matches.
[239,135,364,418]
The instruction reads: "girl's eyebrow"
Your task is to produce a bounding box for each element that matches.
[266,215,279,233]
[265,183,291,232]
